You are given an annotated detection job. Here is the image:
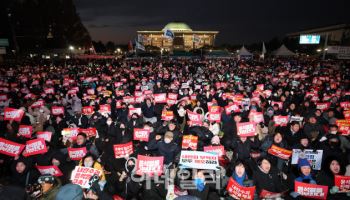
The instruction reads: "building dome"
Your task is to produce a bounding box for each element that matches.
[162,22,192,32]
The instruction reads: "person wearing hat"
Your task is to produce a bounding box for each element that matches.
[146,131,179,165]
[295,158,316,184]
[37,174,61,200]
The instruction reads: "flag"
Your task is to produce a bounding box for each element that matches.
[135,41,145,51]
[128,40,134,52]
[137,34,144,43]
[193,34,201,43]
[163,29,174,39]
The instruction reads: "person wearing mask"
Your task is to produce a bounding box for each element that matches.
[80,154,106,189]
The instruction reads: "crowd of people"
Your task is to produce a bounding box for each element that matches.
[0,57,349,200]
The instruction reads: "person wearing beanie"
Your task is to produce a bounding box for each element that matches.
[295,158,316,184]
[37,174,61,200]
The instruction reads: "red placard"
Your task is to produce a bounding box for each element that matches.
[133,128,150,142]
[259,190,286,199]
[168,93,178,100]
[188,120,203,127]
[79,127,97,137]
[334,175,350,192]
[187,110,201,122]
[237,122,256,137]
[123,96,135,104]
[204,145,225,157]
[68,147,87,161]
[226,177,255,200]
[316,102,331,111]
[36,165,63,177]
[87,89,95,95]
[44,88,55,94]
[0,137,25,157]
[154,93,167,103]
[248,111,264,124]
[344,110,350,120]
[161,111,174,121]
[225,103,240,115]
[273,115,289,126]
[36,131,52,142]
[82,106,94,115]
[128,107,142,117]
[208,112,221,123]
[4,107,25,122]
[51,106,64,116]
[18,125,33,138]
[99,104,111,114]
[61,128,80,140]
[182,135,198,150]
[267,144,292,160]
[257,84,264,91]
[113,142,133,158]
[23,138,47,157]
[340,102,350,111]
[31,100,45,108]
[136,155,164,177]
[271,101,283,109]
[294,181,328,200]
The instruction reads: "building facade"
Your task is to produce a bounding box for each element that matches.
[137,22,219,51]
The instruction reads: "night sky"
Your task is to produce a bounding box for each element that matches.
[74,0,349,45]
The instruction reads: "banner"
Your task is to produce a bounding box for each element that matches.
[268,145,292,160]
[237,122,256,137]
[136,155,164,176]
[113,142,133,158]
[4,107,25,122]
[225,103,240,115]
[68,147,87,161]
[79,127,97,137]
[187,110,202,122]
[208,112,221,123]
[182,135,198,150]
[0,137,25,157]
[18,125,33,138]
[226,177,255,200]
[340,102,350,111]
[82,106,94,115]
[295,181,328,200]
[99,104,111,114]
[133,128,150,142]
[70,166,102,188]
[154,93,167,103]
[248,111,264,124]
[291,149,323,170]
[161,111,174,121]
[31,100,45,108]
[179,150,219,170]
[36,131,52,142]
[36,165,63,177]
[23,138,47,157]
[204,145,225,157]
[61,128,80,141]
[273,115,289,126]
[316,102,331,111]
[334,175,350,192]
[168,93,178,100]
[128,107,142,117]
[51,106,64,115]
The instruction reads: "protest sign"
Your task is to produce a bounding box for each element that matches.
[237,122,256,137]
[161,111,174,121]
[187,110,202,122]
[18,125,33,138]
[0,137,25,157]
[340,102,350,111]
[204,145,225,157]
[179,150,219,170]
[268,145,292,160]
[36,165,63,177]
[259,190,286,199]
[334,175,350,192]
[79,127,97,137]
[295,181,328,200]
[70,166,102,188]
[4,107,24,122]
[36,131,52,142]
[153,93,167,103]
[61,128,80,141]
[82,106,94,115]
[23,138,47,157]
[128,107,142,117]
[182,135,198,150]
[226,177,255,200]
[225,103,240,115]
[208,112,221,123]
[68,147,87,161]
[291,149,323,170]
[316,102,331,111]
[273,115,289,126]
[99,104,111,114]
[51,106,64,115]
[248,111,264,124]
[113,142,133,158]
[133,128,150,142]
[136,155,164,176]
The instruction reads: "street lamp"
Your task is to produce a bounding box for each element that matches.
[69,45,74,51]
[317,49,321,52]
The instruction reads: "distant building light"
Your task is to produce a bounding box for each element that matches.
[324,48,328,51]
[65,55,70,59]
[53,54,58,57]
[69,45,74,50]
[317,49,321,52]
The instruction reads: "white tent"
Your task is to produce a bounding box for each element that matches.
[238,46,253,56]
[272,44,296,56]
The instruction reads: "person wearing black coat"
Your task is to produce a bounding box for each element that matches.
[9,157,40,187]
[51,151,75,185]
[253,157,288,195]
[283,121,305,147]
[146,131,179,165]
